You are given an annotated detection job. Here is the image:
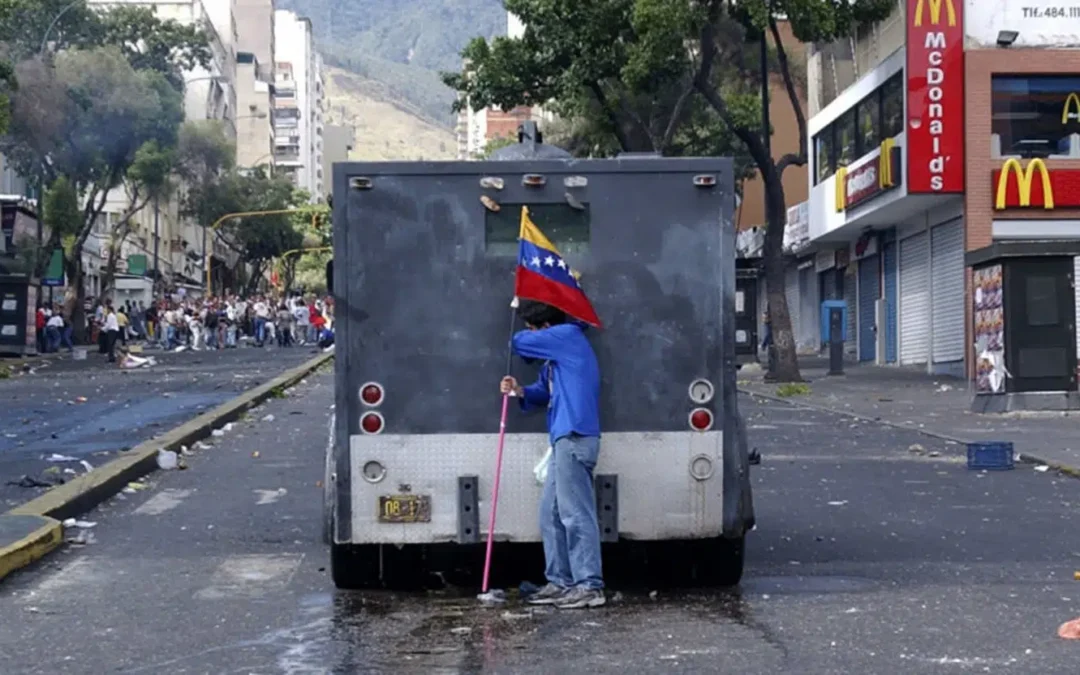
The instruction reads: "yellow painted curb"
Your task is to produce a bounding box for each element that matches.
[5,351,333,521]
[0,516,63,582]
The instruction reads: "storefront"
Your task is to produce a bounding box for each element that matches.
[961,1,1080,406]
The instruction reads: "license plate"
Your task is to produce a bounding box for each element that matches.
[378,494,432,523]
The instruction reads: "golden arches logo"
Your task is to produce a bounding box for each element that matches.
[878,138,896,189]
[834,166,848,212]
[1063,93,1080,124]
[913,0,957,27]
[995,158,1054,210]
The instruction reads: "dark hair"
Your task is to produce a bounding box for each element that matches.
[517,300,565,327]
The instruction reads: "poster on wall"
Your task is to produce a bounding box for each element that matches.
[973,264,1006,394]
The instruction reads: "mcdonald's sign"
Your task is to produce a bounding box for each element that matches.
[912,0,957,27]
[991,159,1080,209]
[835,139,902,212]
[1063,93,1080,124]
[906,0,964,194]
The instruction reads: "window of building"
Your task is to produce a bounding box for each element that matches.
[811,71,905,184]
[992,75,1080,158]
[881,74,904,138]
[836,110,856,168]
[856,97,880,156]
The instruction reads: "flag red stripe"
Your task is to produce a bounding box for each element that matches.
[515,266,603,328]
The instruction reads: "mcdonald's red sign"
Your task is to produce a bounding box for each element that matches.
[906,0,964,194]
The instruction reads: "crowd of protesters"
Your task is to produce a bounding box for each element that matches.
[36,291,334,364]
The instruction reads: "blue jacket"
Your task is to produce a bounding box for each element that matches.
[511,323,601,443]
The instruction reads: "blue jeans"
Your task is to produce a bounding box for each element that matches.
[254,317,267,345]
[539,434,604,590]
[165,325,178,350]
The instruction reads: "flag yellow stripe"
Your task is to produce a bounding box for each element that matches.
[519,206,561,254]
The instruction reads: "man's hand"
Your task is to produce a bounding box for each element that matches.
[500,376,524,397]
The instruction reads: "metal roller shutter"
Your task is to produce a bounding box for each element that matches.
[900,232,930,365]
[931,220,966,363]
[858,255,880,362]
[799,265,818,352]
[883,241,899,363]
[1075,257,1080,359]
[785,265,800,343]
[844,267,857,357]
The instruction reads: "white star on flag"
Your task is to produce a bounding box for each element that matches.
[544,256,556,267]
[557,259,567,269]
[530,255,541,267]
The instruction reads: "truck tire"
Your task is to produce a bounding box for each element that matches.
[699,535,745,587]
[330,544,381,590]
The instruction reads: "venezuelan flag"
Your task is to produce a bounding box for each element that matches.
[514,206,602,328]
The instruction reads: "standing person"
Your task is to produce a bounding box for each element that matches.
[35,304,47,353]
[293,296,310,345]
[253,296,270,347]
[204,303,219,350]
[116,304,129,346]
[45,310,63,352]
[497,300,605,609]
[59,305,74,352]
[276,303,294,347]
[103,301,120,363]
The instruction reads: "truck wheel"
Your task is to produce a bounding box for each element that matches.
[699,535,745,587]
[330,544,381,590]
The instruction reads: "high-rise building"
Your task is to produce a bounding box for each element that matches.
[273,10,323,199]
[234,0,276,170]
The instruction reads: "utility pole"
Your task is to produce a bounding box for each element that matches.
[201,222,208,296]
[760,20,774,376]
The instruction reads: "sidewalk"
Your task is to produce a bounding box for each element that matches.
[739,356,1080,474]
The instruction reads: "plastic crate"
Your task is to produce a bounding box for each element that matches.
[967,441,1014,471]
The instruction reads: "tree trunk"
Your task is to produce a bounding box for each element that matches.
[64,257,87,344]
[100,235,127,299]
[760,162,802,382]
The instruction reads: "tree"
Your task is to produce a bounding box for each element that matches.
[1,47,185,339]
[0,59,15,136]
[182,168,306,296]
[444,0,893,381]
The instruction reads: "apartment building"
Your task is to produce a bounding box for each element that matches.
[273,10,324,199]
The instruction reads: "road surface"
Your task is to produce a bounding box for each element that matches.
[0,345,318,509]
[0,375,1077,673]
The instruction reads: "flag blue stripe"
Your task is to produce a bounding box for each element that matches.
[517,239,581,289]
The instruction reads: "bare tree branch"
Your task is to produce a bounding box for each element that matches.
[769,16,808,176]
[587,82,633,151]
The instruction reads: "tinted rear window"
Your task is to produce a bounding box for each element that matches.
[485,202,590,257]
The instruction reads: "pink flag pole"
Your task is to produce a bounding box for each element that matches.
[481,392,511,593]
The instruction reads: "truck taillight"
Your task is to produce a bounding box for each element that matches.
[689,408,713,432]
[360,382,384,406]
[361,411,385,435]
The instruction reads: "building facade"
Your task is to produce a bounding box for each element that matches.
[321,124,354,195]
[273,10,324,199]
[793,0,1080,395]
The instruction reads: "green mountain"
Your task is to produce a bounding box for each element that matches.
[276,0,507,126]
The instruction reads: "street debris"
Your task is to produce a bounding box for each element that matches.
[123,480,150,494]
[908,443,925,454]
[195,441,212,450]
[261,413,275,422]
[180,445,194,457]
[211,429,225,437]
[254,488,287,505]
[45,453,79,463]
[252,451,260,458]
[79,460,93,473]
[449,627,472,636]
[157,450,179,470]
[1059,617,1080,639]
[1035,465,1050,473]
[66,529,96,546]
[61,518,96,529]
[828,500,848,506]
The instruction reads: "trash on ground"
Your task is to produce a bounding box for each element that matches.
[126,481,150,491]
[908,444,925,454]
[61,518,96,529]
[828,500,848,506]
[449,627,472,636]
[254,488,287,505]
[45,453,79,463]
[223,423,235,432]
[156,450,179,470]
[74,396,87,403]
[477,589,507,606]
[79,460,93,473]
[211,429,225,437]
[1035,465,1050,473]
[261,414,275,422]
[66,530,96,546]
[502,610,532,620]
[252,451,260,458]
[195,441,212,450]
[180,445,194,457]
[1059,617,1080,639]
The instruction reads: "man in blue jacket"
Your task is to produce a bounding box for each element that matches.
[499,300,605,609]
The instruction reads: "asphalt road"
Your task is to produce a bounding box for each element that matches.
[0,344,318,509]
[0,375,1078,674]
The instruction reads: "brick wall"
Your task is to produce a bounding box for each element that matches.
[964,49,1080,253]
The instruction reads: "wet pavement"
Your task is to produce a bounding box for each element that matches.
[0,373,1078,673]
[0,345,317,509]
[740,357,1080,471]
